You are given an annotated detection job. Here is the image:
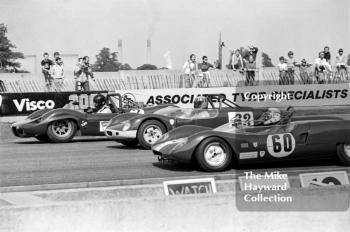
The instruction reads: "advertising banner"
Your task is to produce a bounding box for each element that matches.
[0,91,107,116]
[118,83,350,108]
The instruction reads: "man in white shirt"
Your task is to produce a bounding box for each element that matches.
[51,57,64,91]
[336,48,347,74]
[315,51,331,83]
[278,56,288,85]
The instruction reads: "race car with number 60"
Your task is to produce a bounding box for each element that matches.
[152,107,350,172]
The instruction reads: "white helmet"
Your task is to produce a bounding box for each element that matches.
[263,108,281,125]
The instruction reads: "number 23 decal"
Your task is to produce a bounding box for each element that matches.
[267,133,295,158]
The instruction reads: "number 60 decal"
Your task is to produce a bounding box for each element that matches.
[267,133,295,158]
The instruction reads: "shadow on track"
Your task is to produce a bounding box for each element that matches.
[13,137,114,144]
[152,161,195,172]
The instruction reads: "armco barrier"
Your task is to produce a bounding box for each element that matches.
[2,68,348,93]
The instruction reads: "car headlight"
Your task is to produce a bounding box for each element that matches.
[121,120,131,131]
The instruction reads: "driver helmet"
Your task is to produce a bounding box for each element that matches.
[194,96,208,109]
[263,108,281,125]
[93,94,106,108]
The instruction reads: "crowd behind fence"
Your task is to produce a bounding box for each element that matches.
[0,67,349,93]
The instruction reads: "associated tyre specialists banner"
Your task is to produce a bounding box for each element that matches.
[119,83,350,108]
[0,91,107,116]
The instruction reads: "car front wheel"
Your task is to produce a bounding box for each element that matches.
[137,120,166,149]
[337,143,350,166]
[195,137,232,172]
[47,119,77,143]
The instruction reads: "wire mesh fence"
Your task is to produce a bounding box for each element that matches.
[0,68,349,93]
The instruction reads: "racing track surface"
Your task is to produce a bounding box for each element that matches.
[1,136,350,190]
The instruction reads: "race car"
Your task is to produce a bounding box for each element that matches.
[104,93,350,149]
[11,92,174,143]
[152,107,350,172]
[104,95,271,149]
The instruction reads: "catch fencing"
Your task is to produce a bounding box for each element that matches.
[0,68,349,93]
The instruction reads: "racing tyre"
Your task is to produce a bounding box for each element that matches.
[120,140,139,147]
[47,119,77,143]
[35,135,51,142]
[137,120,166,149]
[195,137,232,172]
[337,144,350,166]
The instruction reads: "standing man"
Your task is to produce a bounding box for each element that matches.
[182,54,198,88]
[324,46,331,64]
[285,51,297,84]
[81,56,95,91]
[198,56,214,87]
[336,48,347,74]
[51,57,64,91]
[41,52,54,90]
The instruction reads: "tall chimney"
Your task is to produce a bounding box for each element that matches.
[146,39,152,64]
[118,40,123,63]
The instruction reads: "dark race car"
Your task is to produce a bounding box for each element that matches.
[104,95,272,149]
[152,107,350,172]
[105,93,350,149]
[11,92,175,143]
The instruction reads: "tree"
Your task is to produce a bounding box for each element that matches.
[137,64,157,70]
[93,47,132,72]
[120,63,132,70]
[0,24,24,71]
[347,54,350,66]
[261,52,274,67]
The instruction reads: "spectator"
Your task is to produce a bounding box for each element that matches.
[80,56,95,91]
[41,52,54,90]
[245,54,256,86]
[182,54,198,88]
[335,48,347,74]
[74,57,84,91]
[199,56,214,72]
[51,57,64,91]
[53,52,63,65]
[315,51,331,84]
[278,56,288,85]
[198,56,214,87]
[299,59,312,84]
[324,46,331,64]
[232,49,245,71]
[248,46,259,61]
[285,51,297,85]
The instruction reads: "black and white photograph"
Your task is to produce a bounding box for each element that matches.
[0,0,350,231]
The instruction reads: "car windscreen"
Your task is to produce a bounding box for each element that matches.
[153,107,218,119]
[153,107,195,119]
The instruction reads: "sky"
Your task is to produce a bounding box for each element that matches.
[0,0,349,69]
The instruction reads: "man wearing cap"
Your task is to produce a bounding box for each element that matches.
[285,51,297,85]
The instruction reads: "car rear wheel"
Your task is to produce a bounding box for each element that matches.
[137,120,166,149]
[35,135,51,142]
[47,119,77,143]
[337,143,350,166]
[195,137,232,172]
[120,140,138,147]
